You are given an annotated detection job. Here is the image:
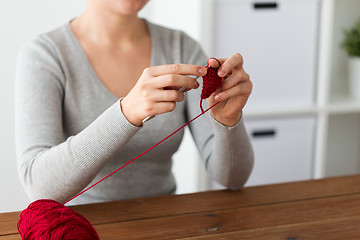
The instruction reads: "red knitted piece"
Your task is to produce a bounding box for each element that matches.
[200,58,222,113]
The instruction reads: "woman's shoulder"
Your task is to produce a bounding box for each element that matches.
[18,22,82,76]
[19,23,74,61]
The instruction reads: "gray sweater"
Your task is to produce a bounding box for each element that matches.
[15,20,254,205]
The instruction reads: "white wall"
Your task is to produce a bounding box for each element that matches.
[0,0,205,213]
[0,0,86,213]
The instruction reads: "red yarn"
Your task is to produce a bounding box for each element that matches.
[64,100,220,205]
[17,58,222,240]
[17,199,99,240]
[200,57,222,113]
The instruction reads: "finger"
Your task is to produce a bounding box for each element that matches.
[145,64,207,78]
[152,102,177,115]
[148,89,185,102]
[164,86,191,92]
[160,89,185,102]
[216,53,244,78]
[221,71,250,91]
[208,57,226,68]
[155,74,200,90]
[214,82,252,102]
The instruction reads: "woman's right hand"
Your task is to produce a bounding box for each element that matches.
[121,64,207,126]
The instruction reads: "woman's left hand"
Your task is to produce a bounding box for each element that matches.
[206,53,252,126]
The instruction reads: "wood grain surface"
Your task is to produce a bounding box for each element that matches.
[1,175,360,239]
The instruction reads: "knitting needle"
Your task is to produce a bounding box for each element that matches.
[142,76,200,124]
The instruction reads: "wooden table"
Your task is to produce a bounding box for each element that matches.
[1,175,360,239]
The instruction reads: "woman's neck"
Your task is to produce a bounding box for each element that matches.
[71,3,148,48]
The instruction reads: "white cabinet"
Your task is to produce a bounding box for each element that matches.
[209,0,319,186]
[315,0,360,178]
[202,0,360,187]
[213,0,319,109]
[244,116,315,186]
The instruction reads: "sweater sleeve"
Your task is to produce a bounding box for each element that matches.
[184,35,254,190]
[15,37,140,203]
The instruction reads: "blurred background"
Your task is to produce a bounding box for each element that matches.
[1,0,360,213]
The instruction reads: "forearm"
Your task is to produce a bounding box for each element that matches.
[205,116,254,190]
[17,100,140,203]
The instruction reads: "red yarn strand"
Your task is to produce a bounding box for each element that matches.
[64,101,219,205]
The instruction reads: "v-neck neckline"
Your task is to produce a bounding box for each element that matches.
[65,19,156,101]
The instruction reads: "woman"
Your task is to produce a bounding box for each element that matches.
[15,0,254,205]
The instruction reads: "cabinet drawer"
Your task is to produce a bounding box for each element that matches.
[213,0,319,109]
[244,116,316,186]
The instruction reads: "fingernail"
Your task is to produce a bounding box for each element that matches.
[218,67,225,77]
[194,80,199,88]
[199,67,206,75]
[215,94,221,101]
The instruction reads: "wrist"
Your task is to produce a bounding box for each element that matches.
[210,111,242,127]
[120,98,143,127]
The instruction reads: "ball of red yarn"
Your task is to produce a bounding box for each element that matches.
[17,199,99,240]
